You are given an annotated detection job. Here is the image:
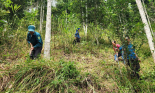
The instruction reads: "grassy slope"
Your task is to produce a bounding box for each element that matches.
[0,32,155,93]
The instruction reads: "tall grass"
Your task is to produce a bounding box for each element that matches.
[0,12,155,92]
[0,59,102,93]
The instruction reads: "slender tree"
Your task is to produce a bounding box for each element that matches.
[136,0,155,62]
[44,0,51,59]
[39,0,45,33]
[85,0,88,37]
[40,0,43,32]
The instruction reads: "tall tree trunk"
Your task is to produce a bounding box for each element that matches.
[40,0,43,33]
[42,5,44,24]
[65,0,68,25]
[141,0,154,37]
[37,1,39,10]
[40,0,44,33]
[85,0,88,37]
[81,0,86,37]
[136,0,155,62]
[66,9,67,24]
[44,0,51,59]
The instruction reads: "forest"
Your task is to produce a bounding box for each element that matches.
[0,0,155,92]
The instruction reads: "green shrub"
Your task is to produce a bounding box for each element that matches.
[56,60,80,80]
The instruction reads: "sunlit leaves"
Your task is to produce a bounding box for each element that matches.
[10,4,21,13]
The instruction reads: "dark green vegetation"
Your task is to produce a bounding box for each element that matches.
[1,0,155,92]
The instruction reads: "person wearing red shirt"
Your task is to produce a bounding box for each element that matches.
[112,41,121,61]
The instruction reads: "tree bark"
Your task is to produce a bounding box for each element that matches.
[40,0,43,33]
[81,0,86,37]
[42,5,44,25]
[40,0,44,33]
[85,0,88,37]
[44,0,51,59]
[136,0,155,62]
[141,0,154,37]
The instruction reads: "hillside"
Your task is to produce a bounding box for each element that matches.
[1,0,155,92]
[0,34,155,93]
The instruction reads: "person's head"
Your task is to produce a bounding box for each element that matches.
[28,25,35,35]
[78,28,80,31]
[112,41,116,46]
[125,36,130,43]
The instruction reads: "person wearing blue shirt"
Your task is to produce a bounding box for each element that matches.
[73,28,80,45]
[125,36,141,79]
[27,25,43,59]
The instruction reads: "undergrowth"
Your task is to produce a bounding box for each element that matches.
[1,59,101,93]
[0,26,155,92]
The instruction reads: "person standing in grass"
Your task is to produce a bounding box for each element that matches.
[125,36,141,79]
[73,28,80,45]
[27,25,43,59]
[112,41,121,61]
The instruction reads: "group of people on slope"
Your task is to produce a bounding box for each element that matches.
[26,25,140,79]
[26,25,81,60]
[112,37,141,79]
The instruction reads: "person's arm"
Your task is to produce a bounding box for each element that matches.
[27,33,34,50]
[113,46,116,54]
[30,43,34,50]
[134,51,141,62]
[116,48,119,52]
[33,34,42,48]
[116,44,120,52]
[27,33,31,44]
[75,32,78,39]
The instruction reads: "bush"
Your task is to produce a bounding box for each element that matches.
[56,60,80,80]
[4,59,97,92]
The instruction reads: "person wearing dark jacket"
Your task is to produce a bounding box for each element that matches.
[73,28,80,45]
[27,25,43,59]
[125,36,141,79]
